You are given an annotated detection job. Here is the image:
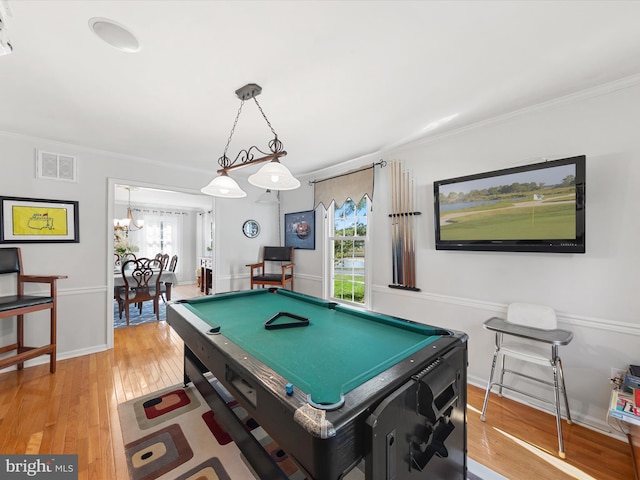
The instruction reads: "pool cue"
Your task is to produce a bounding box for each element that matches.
[406,171,412,287]
[410,169,414,286]
[402,164,408,286]
[404,167,410,286]
[394,160,401,285]
[395,161,401,285]
[409,172,415,287]
[390,161,397,284]
[396,161,402,285]
[394,161,400,284]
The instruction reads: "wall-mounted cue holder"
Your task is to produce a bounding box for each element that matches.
[389,212,422,217]
[388,160,421,292]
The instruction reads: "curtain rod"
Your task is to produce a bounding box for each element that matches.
[132,207,189,216]
[308,159,386,185]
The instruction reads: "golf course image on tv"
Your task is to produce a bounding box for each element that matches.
[433,155,585,253]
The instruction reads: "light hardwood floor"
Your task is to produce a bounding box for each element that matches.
[0,284,634,480]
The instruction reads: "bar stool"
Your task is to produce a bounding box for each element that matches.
[480,303,573,458]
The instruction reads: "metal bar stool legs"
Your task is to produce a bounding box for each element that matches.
[480,335,501,421]
[480,340,572,458]
[552,346,572,458]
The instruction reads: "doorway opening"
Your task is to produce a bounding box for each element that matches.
[109,181,214,334]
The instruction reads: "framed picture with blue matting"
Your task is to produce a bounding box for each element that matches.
[284,210,315,250]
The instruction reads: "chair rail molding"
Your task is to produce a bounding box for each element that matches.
[372,284,640,336]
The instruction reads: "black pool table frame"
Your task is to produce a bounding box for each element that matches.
[168,297,468,480]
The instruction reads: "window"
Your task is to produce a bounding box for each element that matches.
[128,213,182,269]
[328,197,369,306]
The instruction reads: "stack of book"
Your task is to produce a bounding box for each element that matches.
[610,365,640,426]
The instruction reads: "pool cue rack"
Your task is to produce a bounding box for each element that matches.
[388,160,421,292]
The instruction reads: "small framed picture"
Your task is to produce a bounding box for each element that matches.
[284,210,315,250]
[0,196,80,243]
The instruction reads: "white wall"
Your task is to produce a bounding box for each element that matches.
[0,133,266,364]
[280,78,640,438]
[213,177,281,293]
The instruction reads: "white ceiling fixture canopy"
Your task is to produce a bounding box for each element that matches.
[89,17,141,53]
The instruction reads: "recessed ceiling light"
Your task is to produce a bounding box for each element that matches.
[89,17,140,53]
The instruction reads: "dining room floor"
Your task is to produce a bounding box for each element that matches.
[113,283,205,328]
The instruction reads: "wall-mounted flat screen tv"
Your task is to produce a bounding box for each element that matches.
[434,155,585,253]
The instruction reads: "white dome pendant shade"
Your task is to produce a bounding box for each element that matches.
[201,172,247,198]
[248,160,300,191]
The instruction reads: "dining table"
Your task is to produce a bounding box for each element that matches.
[114,268,178,301]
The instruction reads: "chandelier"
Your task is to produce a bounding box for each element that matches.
[201,83,300,198]
[113,187,144,236]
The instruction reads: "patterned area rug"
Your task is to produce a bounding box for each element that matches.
[118,381,504,480]
[118,382,310,480]
[113,300,166,329]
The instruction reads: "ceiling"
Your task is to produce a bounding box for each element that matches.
[2,1,640,180]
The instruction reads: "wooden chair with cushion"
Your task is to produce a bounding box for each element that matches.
[117,257,164,325]
[246,246,294,291]
[0,247,67,373]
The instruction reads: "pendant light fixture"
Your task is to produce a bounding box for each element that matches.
[114,187,144,234]
[201,83,300,198]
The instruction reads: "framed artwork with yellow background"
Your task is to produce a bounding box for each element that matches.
[0,196,79,243]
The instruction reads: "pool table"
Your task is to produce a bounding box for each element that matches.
[167,288,468,480]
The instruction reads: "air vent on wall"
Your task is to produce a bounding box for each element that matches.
[36,149,78,182]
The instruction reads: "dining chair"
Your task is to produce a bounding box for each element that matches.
[168,254,178,272]
[121,252,137,264]
[160,255,178,303]
[117,257,164,325]
[154,253,169,270]
[115,252,137,316]
[114,254,126,314]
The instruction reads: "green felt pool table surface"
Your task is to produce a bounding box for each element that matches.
[181,288,445,406]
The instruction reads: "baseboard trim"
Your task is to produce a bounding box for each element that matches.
[467,376,627,443]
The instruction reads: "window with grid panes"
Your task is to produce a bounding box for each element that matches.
[329,197,368,305]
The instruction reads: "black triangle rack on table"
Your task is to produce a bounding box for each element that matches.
[265,312,310,330]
